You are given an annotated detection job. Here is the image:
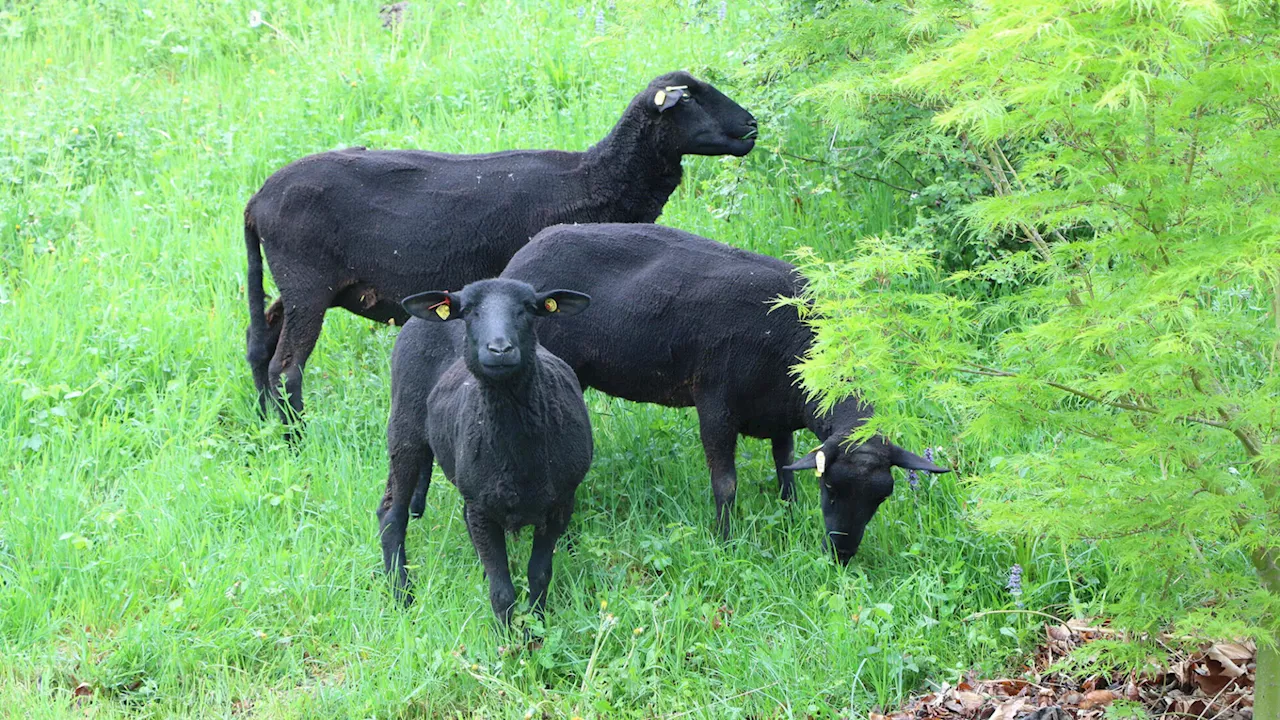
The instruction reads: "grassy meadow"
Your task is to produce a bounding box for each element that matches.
[1,1,1102,717]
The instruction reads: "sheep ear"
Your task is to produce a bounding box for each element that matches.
[402,291,459,322]
[535,290,590,317]
[654,87,684,112]
[889,445,950,474]
[783,450,820,472]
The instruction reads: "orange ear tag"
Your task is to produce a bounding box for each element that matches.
[434,304,450,320]
[544,298,558,312]
[815,451,826,478]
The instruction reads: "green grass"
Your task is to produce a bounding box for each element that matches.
[0,1,1102,717]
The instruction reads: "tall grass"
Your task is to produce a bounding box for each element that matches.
[0,1,1100,716]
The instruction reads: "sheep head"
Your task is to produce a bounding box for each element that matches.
[785,437,949,564]
[642,71,757,157]
[403,279,590,381]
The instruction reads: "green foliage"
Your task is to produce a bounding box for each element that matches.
[786,0,1280,660]
[757,0,1024,272]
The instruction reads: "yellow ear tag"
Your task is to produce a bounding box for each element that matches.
[434,304,450,320]
[815,450,826,478]
[654,90,666,107]
[544,297,558,312]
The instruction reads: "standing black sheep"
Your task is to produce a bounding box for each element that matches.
[244,71,757,425]
[378,278,592,624]
[499,223,949,562]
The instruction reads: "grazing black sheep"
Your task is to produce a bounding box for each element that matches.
[377,278,593,625]
[499,223,949,562]
[244,71,757,425]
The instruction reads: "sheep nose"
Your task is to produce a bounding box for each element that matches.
[486,340,514,356]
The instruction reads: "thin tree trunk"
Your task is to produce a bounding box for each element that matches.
[1202,383,1278,720]
[1258,633,1278,720]
[1249,483,1280,720]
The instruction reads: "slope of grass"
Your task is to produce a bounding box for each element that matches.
[0,1,1101,717]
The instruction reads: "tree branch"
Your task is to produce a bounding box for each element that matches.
[1188,369,1264,458]
[771,149,921,194]
[889,156,928,189]
[963,137,1086,305]
[957,363,1233,431]
[1080,518,1176,541]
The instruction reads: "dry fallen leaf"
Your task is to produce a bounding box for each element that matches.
[989,696,1027,720]
[1170,657,1194,685]
[1207,642,1253,678]
[1079,689,1117,709]
[995,678,1030,697]
[1211,641,1254,661]
[885,623,1255,720]
[953,690,984,711]
[1192,659,1235,696]
[1022,709,1069,720]
[1047,625,1072,641]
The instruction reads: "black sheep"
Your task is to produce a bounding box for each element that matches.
[499,223,949,562]
[244,71,757,425]
[378,279,593,625]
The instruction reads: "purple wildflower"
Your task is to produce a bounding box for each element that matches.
[595,9,605,34]
[718,0,727,21]
[1008,564,1024,607]
[909,447,936,490]
[575,6,585,19]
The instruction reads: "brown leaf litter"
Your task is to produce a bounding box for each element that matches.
[870,619,1256,719]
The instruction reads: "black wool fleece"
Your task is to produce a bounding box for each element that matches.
[243,71,757,427]
[501,223,948,562]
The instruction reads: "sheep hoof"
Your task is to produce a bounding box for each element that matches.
[392,581,415,607]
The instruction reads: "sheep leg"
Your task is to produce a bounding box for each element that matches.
[380,452,430,520]
[527,500,574,621]
[695,403,739,541]
[245,298,283,418]
[266,299,328,432]
[464,504,516,627]
[409,465,431,519]
[379,442,430,606]
[772,432,796,502]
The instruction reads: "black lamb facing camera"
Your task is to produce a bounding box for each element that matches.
[377,278,593,625]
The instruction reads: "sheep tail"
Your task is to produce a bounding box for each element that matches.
[245,210,268,341]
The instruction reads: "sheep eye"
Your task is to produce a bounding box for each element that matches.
[680,94,693,103]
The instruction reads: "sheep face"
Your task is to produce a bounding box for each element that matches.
[646,71,757,157]
[402,279,590,381]
[786,438,949,564]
